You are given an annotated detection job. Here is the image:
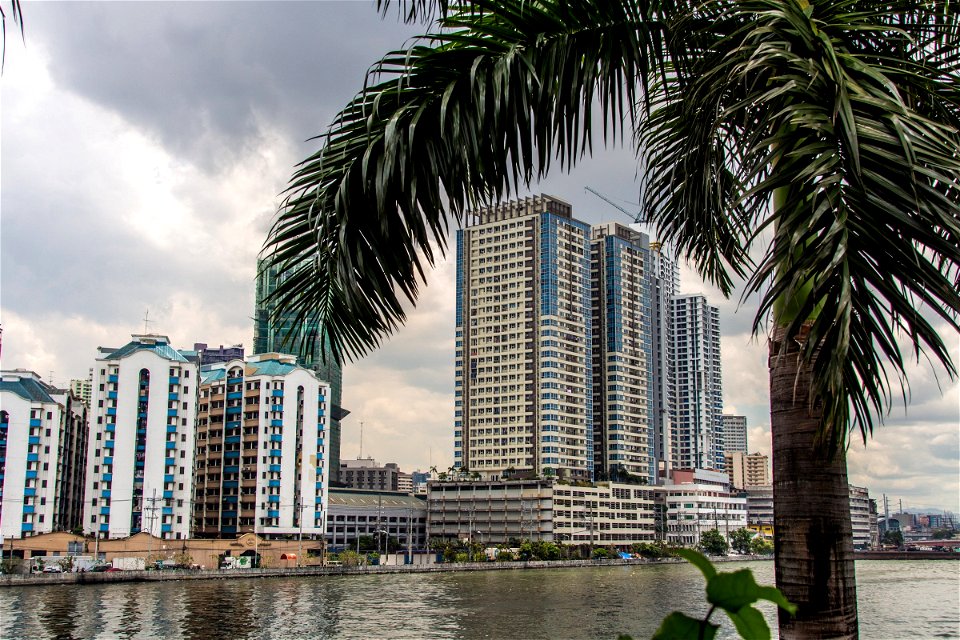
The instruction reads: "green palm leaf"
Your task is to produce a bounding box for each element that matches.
[642,0,960,451]
[262,0,670,363]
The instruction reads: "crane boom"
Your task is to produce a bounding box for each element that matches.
[584,187,645,224]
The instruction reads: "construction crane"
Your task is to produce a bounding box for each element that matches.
[584,186,646,224]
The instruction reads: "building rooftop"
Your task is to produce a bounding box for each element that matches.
[328,489,426,509]
[200,354,321,384]
[101,335,191,363]
[0,370,57,403]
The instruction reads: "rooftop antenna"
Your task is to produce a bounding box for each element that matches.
[359,421,364,459]
[142,309,153,334]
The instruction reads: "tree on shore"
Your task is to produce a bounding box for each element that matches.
[730,528,754,556]
[263,1,960,637]
[699,529,729,556]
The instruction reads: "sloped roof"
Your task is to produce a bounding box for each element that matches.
[103,337,190,363]
[0,375,57,403]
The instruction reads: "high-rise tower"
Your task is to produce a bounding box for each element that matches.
[644,240,679,478]
[254,260,347,482]
[455,195,593,480]
[590,222,652,483]
[669,295,724,470]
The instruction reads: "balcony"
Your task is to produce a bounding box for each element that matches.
[29,418,42,427]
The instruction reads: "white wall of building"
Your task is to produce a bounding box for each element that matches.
[84,336,197,540]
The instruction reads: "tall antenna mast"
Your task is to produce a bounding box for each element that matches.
[359,421,364,459]
[142,309,153,334]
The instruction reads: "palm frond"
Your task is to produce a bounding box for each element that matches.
[264,0,670,363]
[643,0,960,452]
[1,0,24,71]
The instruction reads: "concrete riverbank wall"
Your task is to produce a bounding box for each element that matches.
[5,551,955,588]
[0,556,729,588]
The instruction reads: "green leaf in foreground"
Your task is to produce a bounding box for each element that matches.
[706,569,765,611]
[756,586,798,616]
[652,612,718,640]
[726,605,770,640]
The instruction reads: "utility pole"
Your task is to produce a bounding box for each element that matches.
[145,488,160,563]
[297,497,304,568]
[406,508,413,566]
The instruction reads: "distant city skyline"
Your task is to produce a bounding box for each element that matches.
[2,2,956,511]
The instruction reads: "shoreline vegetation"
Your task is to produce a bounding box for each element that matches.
[2,551,955,588]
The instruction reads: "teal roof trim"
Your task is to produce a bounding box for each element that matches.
[104,340,190,363]
[248,360,299,377]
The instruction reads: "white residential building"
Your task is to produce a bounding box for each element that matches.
[0,371,88,538]
[84,335,198,540]
[721,415,748,455]
[194,353,330,538]
[659,469,746,547]
[552,482,656,546]
[69,371,94,407]
[849,485,873,549]
[670,295,723,471]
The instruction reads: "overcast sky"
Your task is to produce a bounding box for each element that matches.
[2,2,957,512]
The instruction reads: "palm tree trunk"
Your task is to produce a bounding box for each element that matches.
[770,323,858,639]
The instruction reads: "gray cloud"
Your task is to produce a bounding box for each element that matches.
[28,2,420,174]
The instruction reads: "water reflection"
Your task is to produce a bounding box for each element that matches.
[0,560,956,639]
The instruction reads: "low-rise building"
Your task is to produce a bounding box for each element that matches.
[427,478,656,547]
[0,530,318,570]
[428,479,554,544]
[552,482,656,546]
[0,371,88,538]
[658,469,747,547]
[325,488,427,553]
[340,458,403,491]
[745,485,774,527]
[397,473,413,494]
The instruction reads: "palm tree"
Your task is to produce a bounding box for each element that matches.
[263,1,960,637]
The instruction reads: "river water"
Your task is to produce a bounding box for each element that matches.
[0,560,956,639]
